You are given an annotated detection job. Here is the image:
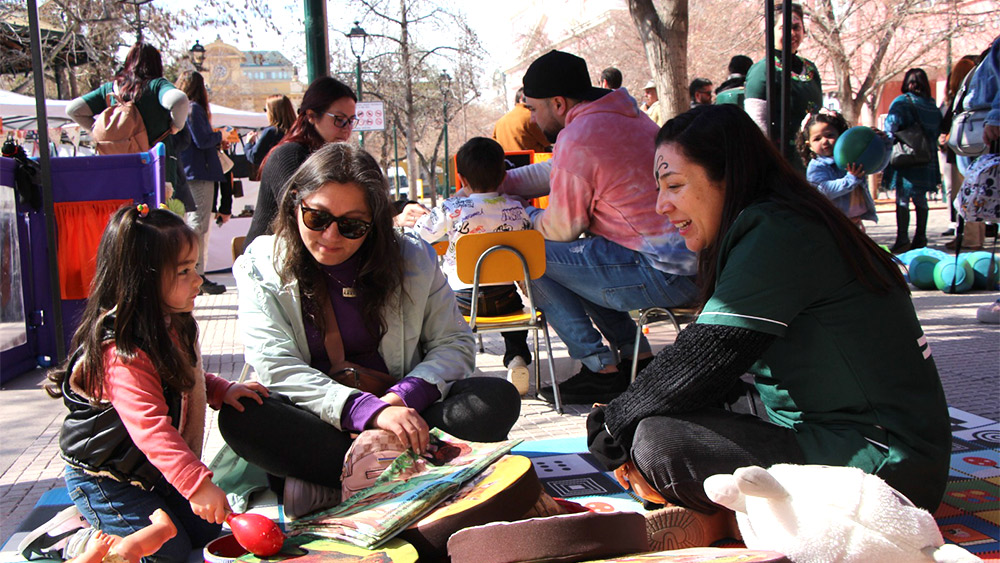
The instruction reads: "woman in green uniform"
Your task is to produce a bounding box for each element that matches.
[744,2,822,172]
[587,105,950,519]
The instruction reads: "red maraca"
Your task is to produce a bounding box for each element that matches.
[226,512,286,557]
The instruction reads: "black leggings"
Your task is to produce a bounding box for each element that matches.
[630,407,806,513]
[218,377,521,488]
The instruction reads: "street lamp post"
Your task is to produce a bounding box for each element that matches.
[439,71,451,197]
[189,40,206,72]
[347,21,367,148]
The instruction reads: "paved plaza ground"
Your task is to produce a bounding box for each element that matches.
[1,202,997,546]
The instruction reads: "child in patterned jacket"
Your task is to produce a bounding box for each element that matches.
[416,137,533,395]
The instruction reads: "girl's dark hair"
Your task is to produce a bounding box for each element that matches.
[655,105,906,305]
[114,42,164,102]
[272,143,402,339]
[775,2,804,20]
[266,94,296,132]
[260,77,356,171]
[796,110,850,163]
[176,71,211,121]
[46,206,200,400]
[901,68,932,99]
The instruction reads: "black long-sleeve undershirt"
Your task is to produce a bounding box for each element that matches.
[603,323,776,450]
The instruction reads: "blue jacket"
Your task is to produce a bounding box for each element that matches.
[180,102,224,182]
[882,93,942,194]
[958,37,999,175]
[807,156,877,222]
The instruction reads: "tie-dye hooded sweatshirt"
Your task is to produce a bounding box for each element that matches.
[503,87,696,276]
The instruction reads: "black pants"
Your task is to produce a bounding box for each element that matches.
[455,284,532,367]
[630,406,806,514]
[217,377,521,488]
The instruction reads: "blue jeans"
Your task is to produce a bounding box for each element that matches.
[64,465,221,563]
[529,237,698,372]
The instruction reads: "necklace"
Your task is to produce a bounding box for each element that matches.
[326,271,357,298]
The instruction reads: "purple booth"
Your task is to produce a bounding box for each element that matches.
[0,145,165,383]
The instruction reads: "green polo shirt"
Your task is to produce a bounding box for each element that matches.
[696,202,950,510]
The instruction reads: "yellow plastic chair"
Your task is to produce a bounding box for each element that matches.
[629,306,700,382]
[455,230,562,413]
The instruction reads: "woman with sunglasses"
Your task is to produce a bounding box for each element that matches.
[244,77,358,249]
[220,142,521,518]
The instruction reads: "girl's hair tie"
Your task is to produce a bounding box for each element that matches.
[136,203,150,217]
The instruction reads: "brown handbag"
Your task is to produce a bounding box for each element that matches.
[320,296,396,396]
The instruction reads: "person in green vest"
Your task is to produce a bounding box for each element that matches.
[587,106,950,542]
[744,3,823,172]
[714,55,753,108]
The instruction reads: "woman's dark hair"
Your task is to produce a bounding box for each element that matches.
[176,71,210,121]
[900,68,932,99]
[796,110,850,163]
[46,206,200,400]
[114,42,164,102]
[266,94,296,132]
[456,137,506,192]
[260,77,356,171]
[655,105,906,305]
[281,76,356,151]
[272,143,402,339]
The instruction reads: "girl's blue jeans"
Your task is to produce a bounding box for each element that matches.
[64,465,221,563]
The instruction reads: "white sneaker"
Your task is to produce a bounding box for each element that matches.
[506,356,530,396]
[18,505,90,560]
[282,477,341,520]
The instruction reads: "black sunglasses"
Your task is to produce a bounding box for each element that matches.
[299,203,372,239]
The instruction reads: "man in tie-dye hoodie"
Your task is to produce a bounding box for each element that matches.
[499,50,698,405]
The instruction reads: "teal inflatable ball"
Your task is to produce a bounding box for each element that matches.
[963,251,998,290]
[934,259,975,293]
[834,126,887,174]
[908,254,940,290]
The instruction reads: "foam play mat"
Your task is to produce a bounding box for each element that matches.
[3,407,997,562]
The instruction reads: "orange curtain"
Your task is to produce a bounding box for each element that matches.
[54,200,131,300]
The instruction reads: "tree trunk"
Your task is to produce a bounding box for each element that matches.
[627,0,688,120]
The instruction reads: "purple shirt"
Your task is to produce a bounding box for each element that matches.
[301,254,441,432]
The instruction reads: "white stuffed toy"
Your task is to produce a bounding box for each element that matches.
[703,464,981,563]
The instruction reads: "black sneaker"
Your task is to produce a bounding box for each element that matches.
[538,365,628,404]
[18,505,89,561]
[200,276,226,295]
[619,356,655,379]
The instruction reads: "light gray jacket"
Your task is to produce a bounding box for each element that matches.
[234,232,475,431]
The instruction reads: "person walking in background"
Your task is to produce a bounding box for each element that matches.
[246,94,296,173]
[601,67,623,89]
[881,68,943,254]
[492,87,551,153]
[642,81,664,126]
[176,71,227,295]
[415,137,534,396]
[244,77,357,249]
[941,55,986,251]
[689,78,714,107]
[66,42,191,204]
[744,2,823,172]
[715,55,753,107]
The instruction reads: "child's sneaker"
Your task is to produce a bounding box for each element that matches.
[506,356,530,396]
[644,505,740,551]
[18,505,90,560]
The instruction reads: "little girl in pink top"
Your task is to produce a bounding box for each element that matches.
[44,204,266,563]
